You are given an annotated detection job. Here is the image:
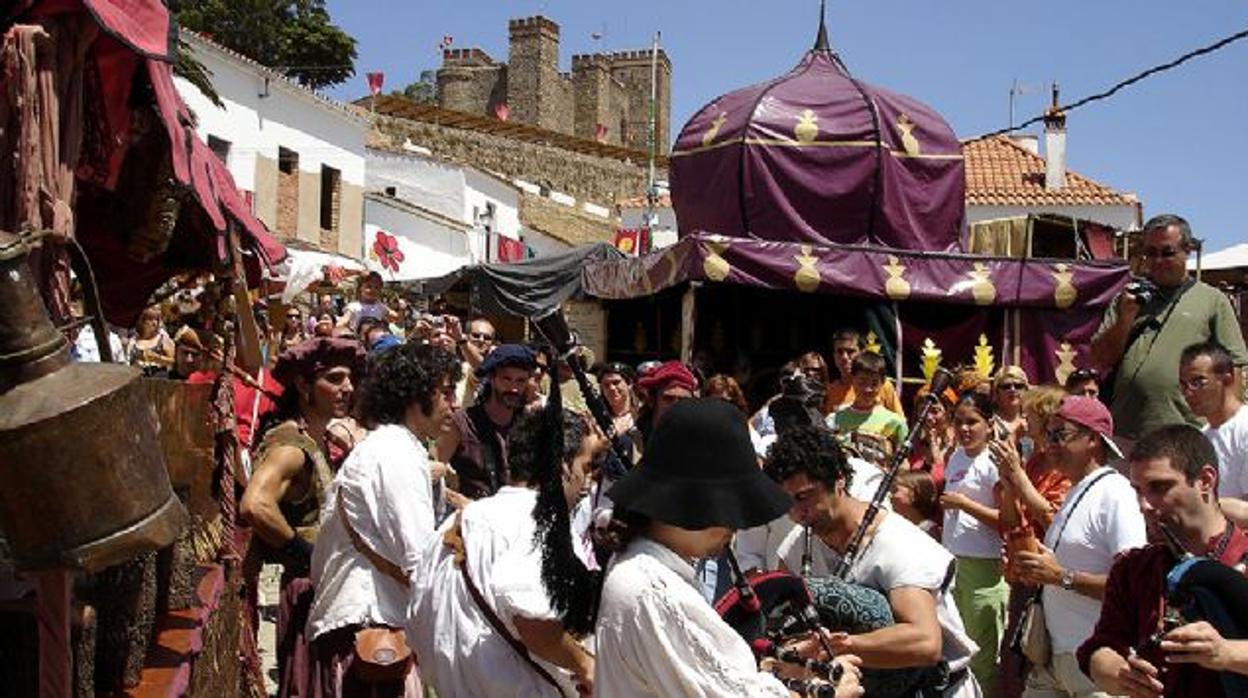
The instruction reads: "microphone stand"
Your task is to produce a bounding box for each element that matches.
[833,368,954,579]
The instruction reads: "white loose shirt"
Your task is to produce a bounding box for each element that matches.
[735,514,799,574]
[595,537,789,697]
[408,487,576,698]
[307,424,437,640]
[942,448,1002,559]
[1205,405,1248,498]
[776,514,981,698]
[1041,466,1147,653]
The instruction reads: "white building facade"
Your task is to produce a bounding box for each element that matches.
[363,147,524,279]
[174,32,368,259]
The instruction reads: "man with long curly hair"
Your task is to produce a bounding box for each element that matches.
[767,425,980,698]
[304,343,461,696]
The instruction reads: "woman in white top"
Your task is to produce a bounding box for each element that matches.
[940,390,1009,698]
[594,398,865,698]
[306,343,462,697]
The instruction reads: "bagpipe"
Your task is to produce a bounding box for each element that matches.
[531,310,632,484]
[1150,522,1248,696]
[716,368,958,698]
[715,550,849,697]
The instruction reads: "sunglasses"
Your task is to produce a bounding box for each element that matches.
[1069,368,1097,382]
[1180,376,1213,391]
[467,332,495,343]
[1141,246,1182,260]
[1046,428,1085,445]
[997,382,1028,392]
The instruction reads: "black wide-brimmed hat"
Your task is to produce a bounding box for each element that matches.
[608,398,792,530]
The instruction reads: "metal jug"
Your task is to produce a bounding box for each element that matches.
[0,231,186,571]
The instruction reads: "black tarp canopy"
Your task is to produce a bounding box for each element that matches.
[396,243,625,318]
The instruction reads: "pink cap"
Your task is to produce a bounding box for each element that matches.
[1056,395,1124,459]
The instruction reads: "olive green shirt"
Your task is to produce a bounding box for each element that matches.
[1096,280,1248,439]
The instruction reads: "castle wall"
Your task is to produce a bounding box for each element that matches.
[438,48,507,118]
[373,114,664,207]
[436,16,671,153]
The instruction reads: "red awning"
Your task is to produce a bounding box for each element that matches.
[5,0,286,325]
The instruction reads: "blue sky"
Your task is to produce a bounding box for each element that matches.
[326,1,1248,252]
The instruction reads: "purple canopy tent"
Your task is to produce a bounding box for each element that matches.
[669,14,965,252]
[582,231,1128,386]
[580,10,1128,390]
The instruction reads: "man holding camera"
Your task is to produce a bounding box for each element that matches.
[1090,214,1247,441]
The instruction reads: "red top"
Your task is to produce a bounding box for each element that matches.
[186,370,282,450]
[1077,525,1248,697]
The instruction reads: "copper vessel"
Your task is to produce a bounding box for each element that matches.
[0,231,186,571]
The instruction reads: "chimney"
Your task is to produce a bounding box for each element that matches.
[1044,83,1066,190]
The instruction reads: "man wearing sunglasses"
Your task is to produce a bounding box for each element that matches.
[1009,396,1146,698]
[455,316,496,407]
[1091,214,1248,441]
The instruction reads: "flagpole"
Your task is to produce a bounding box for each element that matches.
[644,30,660,255]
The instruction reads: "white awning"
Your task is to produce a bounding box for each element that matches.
[273,248,366,303]
[1189,243,1248,272]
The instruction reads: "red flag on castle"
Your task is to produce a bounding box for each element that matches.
[439,35,454,51]
[366,72,384,95]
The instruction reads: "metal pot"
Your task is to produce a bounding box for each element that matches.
[0,232,185,571]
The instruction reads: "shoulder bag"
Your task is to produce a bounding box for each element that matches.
[1011,469,1114,666]
[336,488,413,682]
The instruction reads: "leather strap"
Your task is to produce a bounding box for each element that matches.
[337,488,410,589]
[448,513,567,696]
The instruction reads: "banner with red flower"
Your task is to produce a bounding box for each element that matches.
[371,229,405,274]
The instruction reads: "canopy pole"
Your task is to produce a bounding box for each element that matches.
[892,300,903,389]
[680,282,697,365]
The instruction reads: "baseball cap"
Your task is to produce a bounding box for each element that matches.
[1056,395,1124,460]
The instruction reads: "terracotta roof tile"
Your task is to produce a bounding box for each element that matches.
[963,136,1137,207]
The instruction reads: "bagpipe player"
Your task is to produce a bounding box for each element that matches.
[592,398,865,697]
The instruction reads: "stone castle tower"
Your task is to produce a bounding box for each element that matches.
[437,16,672,154]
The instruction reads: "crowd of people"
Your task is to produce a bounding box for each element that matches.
[66,213,1248,698]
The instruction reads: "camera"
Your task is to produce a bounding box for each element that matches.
[1125,276,1158,305]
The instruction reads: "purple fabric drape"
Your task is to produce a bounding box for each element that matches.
[670,51,965,251]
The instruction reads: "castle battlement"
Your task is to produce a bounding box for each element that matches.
[571,54,610,71]
[438,15,671,153]
[508,16,560,36]
[604,49,672,68]
[442,47,495,65]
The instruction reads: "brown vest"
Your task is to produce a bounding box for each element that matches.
[449,404,511,500]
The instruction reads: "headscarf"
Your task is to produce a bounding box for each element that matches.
[271,336,364,387]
